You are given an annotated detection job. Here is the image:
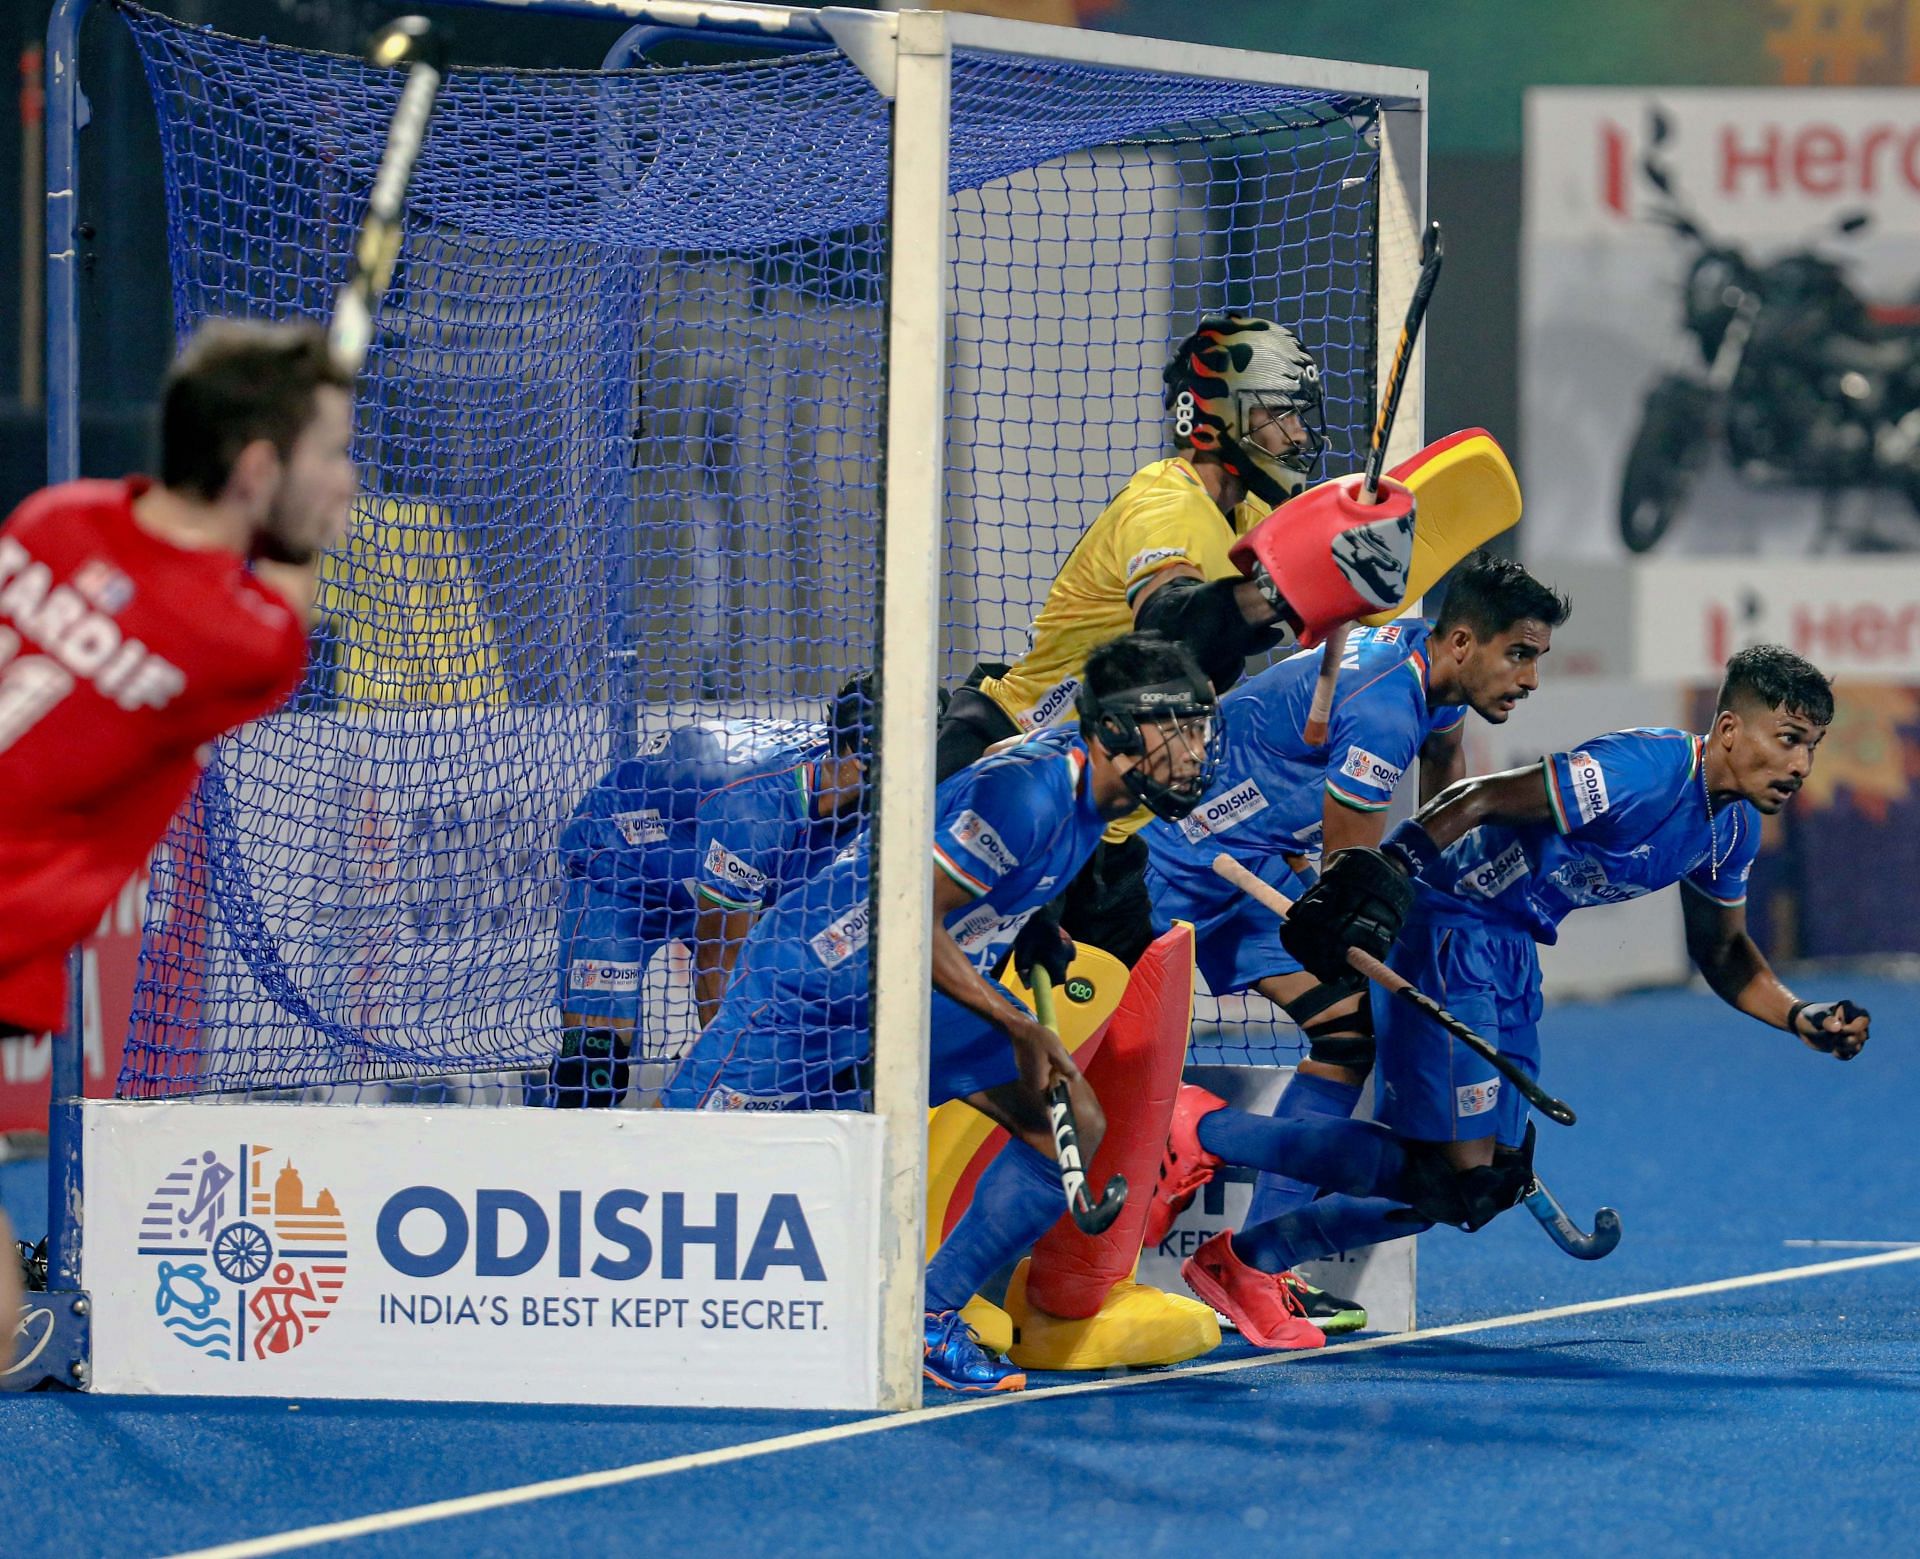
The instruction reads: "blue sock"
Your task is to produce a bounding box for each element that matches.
[1245,1073,1364,1226]
[1230,1195,1431,1274]
[924,1139,1062,1315]
[1197,1106,1407,1199]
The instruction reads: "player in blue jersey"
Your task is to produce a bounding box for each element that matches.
[689,677,875,1029]
[664,634,1220,1393]
[1147,645,1871,1348]
[530,676,872,1108]
[1140,552,1569,1336]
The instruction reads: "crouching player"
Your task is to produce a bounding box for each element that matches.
[1140,552,1569,1336]
[665,634,1219,1392]
[531,677,872,1107]
[1146,645,1870,1346]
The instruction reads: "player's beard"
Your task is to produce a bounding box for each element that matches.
[256,484,329,565]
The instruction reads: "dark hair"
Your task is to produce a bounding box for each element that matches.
[828,673,876,759]
[1082,632,1209,707]
[160,319,351,498]
[1432,551,1570,639]
[1717,644,1834,726]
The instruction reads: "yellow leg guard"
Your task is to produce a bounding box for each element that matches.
[1004,1258,1220,1371]
[961,1295,1014,1358]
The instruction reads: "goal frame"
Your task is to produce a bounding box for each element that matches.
[27,0,1427,1410]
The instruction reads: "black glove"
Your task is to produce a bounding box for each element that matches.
[1011,902,1075,989]
[1789,998,1870,1060]
[1279,846,1415,984]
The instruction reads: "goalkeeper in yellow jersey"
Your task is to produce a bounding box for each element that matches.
[937,315,1345,967]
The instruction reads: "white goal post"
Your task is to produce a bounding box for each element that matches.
[29,0,1426,1412]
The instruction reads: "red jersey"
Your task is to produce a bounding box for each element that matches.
[0,478,307,1032]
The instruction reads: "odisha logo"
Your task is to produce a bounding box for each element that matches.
[137,1144,348,1362]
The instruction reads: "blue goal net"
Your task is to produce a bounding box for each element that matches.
[113,2,1384,1102]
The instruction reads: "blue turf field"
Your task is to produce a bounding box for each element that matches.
[9,977,1920,1557]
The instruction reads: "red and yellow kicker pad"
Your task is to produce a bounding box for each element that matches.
[1014,924,1221,1370]
[1359,428,1522,626]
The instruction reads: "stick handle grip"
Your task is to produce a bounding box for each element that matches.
[1211,852,1294,915]
[1303,627,1347,745]
[1029,963,1058,1032]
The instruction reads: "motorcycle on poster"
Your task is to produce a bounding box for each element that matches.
[1523,89,1920,560]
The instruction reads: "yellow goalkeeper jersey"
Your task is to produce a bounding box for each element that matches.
[978,456,1269,841]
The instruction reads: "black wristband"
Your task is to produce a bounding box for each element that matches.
[1786,999,1810,1037]
[1380,818,1442,879]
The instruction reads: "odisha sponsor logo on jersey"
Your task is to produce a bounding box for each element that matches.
[809,899,871,967]
[1455,1079,1500,1118]
[1019,676,1081,730]
[949,900,1030,954]
[1177,777,1268,842]
[1458,842,1528,899]
[1126,546,1188,579]
[136,1142,349,1364]
[950,809,1020,875]
[1339,745,1404,791]
[613,809,667,846]
[570,959,640,993]
[376,1185,825,1282]
[704,840,768,895]
[1548,858,1644,906]
[1565,752,1610,823]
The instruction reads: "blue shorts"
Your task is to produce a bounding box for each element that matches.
[1372,915,1541,1147]
[1147,855,1311,997]
[662,980,1025,1110]
[554,875,694,1026]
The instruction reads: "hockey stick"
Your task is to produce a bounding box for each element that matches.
[328,17,446,377]
[1520,1177,1623,1260]
[1210,852,1577,1127]
[1029,968,1127,1236]
[1303,220,1445,745]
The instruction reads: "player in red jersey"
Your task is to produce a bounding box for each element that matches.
[0,318,356,1044]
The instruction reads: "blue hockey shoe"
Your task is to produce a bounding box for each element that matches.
[924,1308,1026,1394]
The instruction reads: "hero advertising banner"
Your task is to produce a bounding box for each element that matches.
[1523,88,1920,560]
[83,1102,887,1409]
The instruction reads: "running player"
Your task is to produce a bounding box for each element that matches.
[664,634,1219,1392]
[0,318,354,1044]
[531,675,872,1108]
[1140,552,1569,1333]
[1147,645,1872,1348]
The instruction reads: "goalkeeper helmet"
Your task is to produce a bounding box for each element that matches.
[1163,316,1325,505]
[1077,634,1222,822]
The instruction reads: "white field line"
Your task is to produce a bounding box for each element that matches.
[167,1245,1920,1559]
